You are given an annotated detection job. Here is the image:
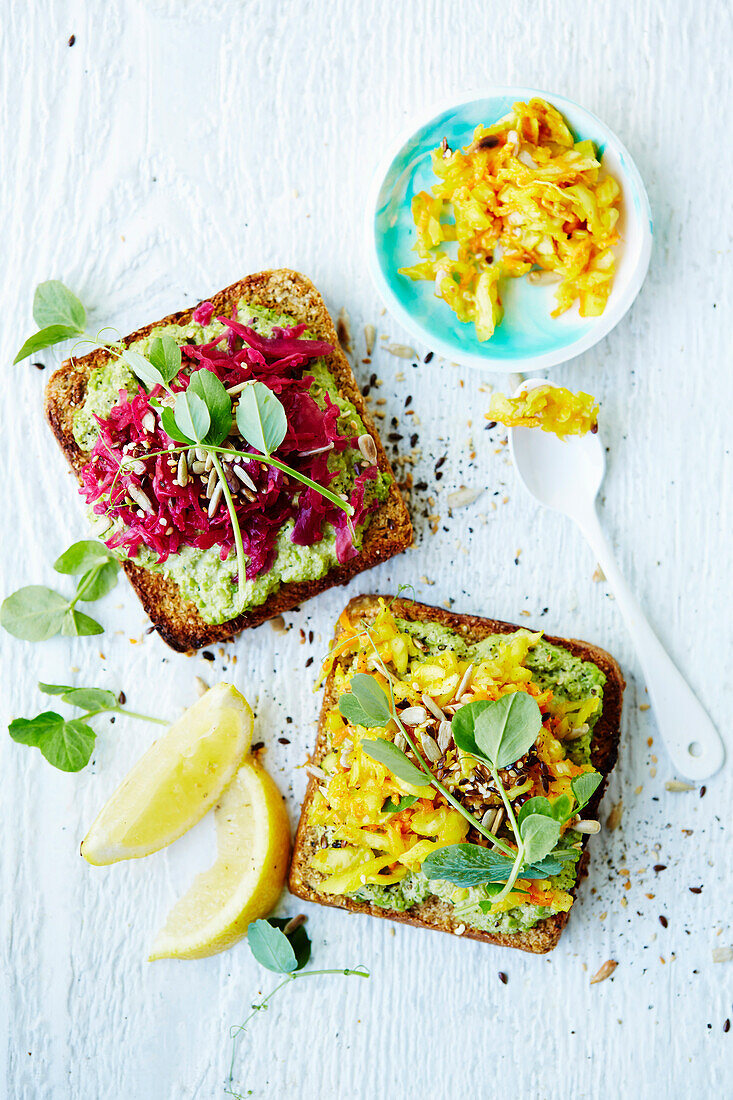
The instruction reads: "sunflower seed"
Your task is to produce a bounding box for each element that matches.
[572,819,601,834]
[606,800,623,831]
[232,464,257,492]
[128,485,153,513]
[446,487,484,510]
[130,460,145,475]
[226,381,250,395]
[454,665,474,701]
[358,434,378,464]
[480,808,495,829]
[437,720,453,752]
[564,723,590,741]
[204,453,214,473]
[422,694,446,721]
[305,764,327,781]
[384,343,416,359]
[401,706,428,725]
[590,959,618,985]
[207,482,223,517]
[364,324,376,355]
[191,461,206,475]
[394,731,407,752]
[300,442,334,457]
[195,446,206,462]
[187,447,196,463]
[141,412,155,434]
[490,808,504,834]
[283,914,307,935]
[420,732,442,762]
[176,453,189,487]
[206,469,217,498]
[665,780,695,792]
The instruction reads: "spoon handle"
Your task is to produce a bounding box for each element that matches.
[576,506,725,780]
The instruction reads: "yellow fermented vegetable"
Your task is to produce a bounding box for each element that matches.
[488,384,599,439]
[399,98,621,339]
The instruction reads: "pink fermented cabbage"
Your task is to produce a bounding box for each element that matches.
[79,319,376,575]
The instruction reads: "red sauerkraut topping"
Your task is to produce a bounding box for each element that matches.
[79,307,379,578]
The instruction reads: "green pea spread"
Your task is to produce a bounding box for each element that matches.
[73,302,389,623]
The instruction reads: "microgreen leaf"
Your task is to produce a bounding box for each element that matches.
[0,586,70,641]
[472,691,543,768]
[38,684,118,711]
[450,699,493,758]
[360,738,428,787]
[570,771,603,815]
[268,919,312,971]
[160,405,193,444]
[13,325,83,364]
[54,539,115,575]
[551,793,573,822]
[9,712,96,772]
[338,674,392,728]
[32,280,86,330]
[518,813,561,865]
[517,796,553,826]
[187,368,232,445]
[62,608,104,636]
[247,919,298,974]
[148,334,182,384]
[235,381,287,455]
[382,794,418,814]
[174,389,210,444]
[74,562,119,602]
[122,349,166,389]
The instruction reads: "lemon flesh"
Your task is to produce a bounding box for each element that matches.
[148,758,291,960]
[81,684,253,865]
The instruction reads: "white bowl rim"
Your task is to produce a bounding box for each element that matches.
[365,85,653,374]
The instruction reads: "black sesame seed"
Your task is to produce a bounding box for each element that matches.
[424,352,434,363]
[278,737,290,745]
[405,395,412,407]
[305,656,314,667]
[498,972,508,985]
[68,34,75,46]
[485,420,497,429]
[202,651,215,661]
[410,433,418,447]
[659,915,668,928]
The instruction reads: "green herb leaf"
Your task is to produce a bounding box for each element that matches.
[382,794,418,814]
[235,381,287,455]
[33,280,86,330]
[570,771,603,814]
[450,699,493,758]
[160,405,193,444]
[517,796,553,826]
[247,918,298,974]
[187,368,232,445]
[75,562,119,602]
[420,842,564,886]
[121,349,166,389]
[8,712,96,772]
[519,813,561,865]
[13,325,83,364]
[62,608,104,636]
[268,919,311,971]
[360,738,428,787]
[472,691,543,768]
[174,389,210,444]
[38,683,117,711]
[338,674,392,729]
[54,539,115,575]
[0,586,70,641]
[148,334,182,384]
[551,794,573,822]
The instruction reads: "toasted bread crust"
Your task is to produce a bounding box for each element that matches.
[288,595,624,953]
[44,271,413,651]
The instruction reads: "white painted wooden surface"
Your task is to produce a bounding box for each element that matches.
[1,2,731,1097]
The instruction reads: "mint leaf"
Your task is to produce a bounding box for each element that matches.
[339,674,392,729]
[33,280,86,330]
[235,381,287,455]
[13,325,82,364]
[248,919,298,974]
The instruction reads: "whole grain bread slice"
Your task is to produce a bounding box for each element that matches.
[288,594,624,954]
[44,270,413,651]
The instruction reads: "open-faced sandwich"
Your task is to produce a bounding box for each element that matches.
[44,270,412,651]
[290,595,624,953]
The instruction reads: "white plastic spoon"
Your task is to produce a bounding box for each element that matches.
[508,378,725,780]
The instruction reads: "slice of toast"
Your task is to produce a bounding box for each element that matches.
[44,271,413,652]
[289,595,624,954]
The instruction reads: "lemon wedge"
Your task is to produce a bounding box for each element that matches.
[148,757,290,959]
[81,683,253,865]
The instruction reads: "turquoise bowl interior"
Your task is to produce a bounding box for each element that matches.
[366,88,653,373]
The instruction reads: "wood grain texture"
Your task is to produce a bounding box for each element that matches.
[1,1,731,1098]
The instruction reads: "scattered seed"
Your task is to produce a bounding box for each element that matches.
[421,694,446,721]
[498,971,508,985]
[573,819,601,834]
[689,886,703,894]
[283,914,307,935]
[712,947,733,963]
[192,460,206,474]
[606,800,623,831]
[394,731,407,752]
[128,485,153,513]
[207,482,223,517]
[232,464,257,492]
[401,706,428,725]
[205,468,218,497]
[446,487,484,509]
[590,959,618,984]
[653,864,667,872]
[305,764,327,781]
[454,665,474,700]
[364,324,376,355]
[195,446,206,462]
[437,720,452,752]
[481,808,495,828]
[384,343,416,359]
[195,676,209,697]
[176,453,189,488]
[420,732,442,762]
[336,307,352,352]
[141,412,155,434]
[659,915,668,928]
[665,780,695,792]
[358,434,378,464]
[270,615,287,634]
